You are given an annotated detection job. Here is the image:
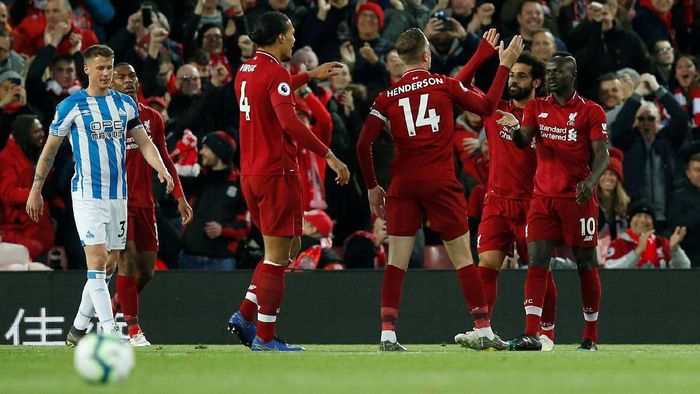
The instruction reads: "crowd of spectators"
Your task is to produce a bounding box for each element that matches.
[1,0,700,270]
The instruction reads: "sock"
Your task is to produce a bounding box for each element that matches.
[380,264,406,334]
[524,266,548,336]
[117,275,141,337]
[540,270,557,340]
[86,270,115,331]
[478,266,500,320]
[239,261,264,322]
[579,268,601,342]
[73,284,95,331]
[111,293,121,315]
[255,261,286,342]
[456,264,491,332]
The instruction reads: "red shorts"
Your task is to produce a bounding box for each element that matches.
[386,178,468,241]
[242,174,303,237]
[127,206,158,252]
[527,195,598,247]
[477,195,529,260]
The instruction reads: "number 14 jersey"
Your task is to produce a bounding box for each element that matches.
[367,67,508,185]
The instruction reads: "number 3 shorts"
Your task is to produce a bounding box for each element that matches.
[72,198,128,251]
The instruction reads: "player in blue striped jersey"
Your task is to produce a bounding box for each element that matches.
[26,45,174,344]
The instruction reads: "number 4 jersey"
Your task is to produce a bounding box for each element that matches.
[234,50,328,176]
[358,67,509,189]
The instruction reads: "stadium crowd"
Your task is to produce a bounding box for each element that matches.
[1,0,700,270]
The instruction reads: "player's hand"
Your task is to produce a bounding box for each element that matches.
[26,190,44,223]
[177,197,194,225]
[368,186,386,220]
[204,221,223,238]
[495,110,519,128]
[498,35,524,68]
[669,226,687,251]
[326,151,350,185]
[575,177,595,204]
[308,62,343,81]
[482,28,500,50]
[158,170,174,193]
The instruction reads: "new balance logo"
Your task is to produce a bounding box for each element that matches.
[583,235,593,242]
[538,112,549,118]
[118,108,127,116]
[85,231,95,239]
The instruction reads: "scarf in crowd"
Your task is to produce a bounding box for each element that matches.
[625,228,659,268]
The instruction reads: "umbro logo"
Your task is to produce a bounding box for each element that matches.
[118,109,127,116]
[538,112,549,118]
[81,110,92,116]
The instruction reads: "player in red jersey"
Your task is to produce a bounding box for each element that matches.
[110,63,193,346]
[451,40,558,350]
[228,12,350,352]
[498,52,609,351]
[356,28,524,351]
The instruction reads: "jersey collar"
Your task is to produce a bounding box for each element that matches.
[547,91,583,107]
[402,68,430,78]
[256,50,280,64]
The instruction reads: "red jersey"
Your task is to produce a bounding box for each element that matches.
[235,50,329,176]
[358,66,509,188]
[484,100,537,200]
[126,103,184,208]
[522,92,608,198]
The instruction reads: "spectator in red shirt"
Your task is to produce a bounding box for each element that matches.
[0,114,55,261]
[13,0,98,57]
[604,199,690,268]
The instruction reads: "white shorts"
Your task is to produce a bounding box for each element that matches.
[72,199,128,251]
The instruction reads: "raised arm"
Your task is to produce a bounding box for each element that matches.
[26,135,64,222]
[496,109,537,148]
[454,29,499,85]
[451,36,524,115]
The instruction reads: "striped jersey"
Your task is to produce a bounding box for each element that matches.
[49,89,142,200]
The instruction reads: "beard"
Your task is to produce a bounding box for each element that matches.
[509,84,532,100]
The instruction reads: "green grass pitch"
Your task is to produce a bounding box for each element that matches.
[2,344,700,393]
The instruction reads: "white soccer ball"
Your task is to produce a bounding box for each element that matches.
[73,333,135,384]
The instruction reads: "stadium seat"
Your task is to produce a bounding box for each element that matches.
[423,245,453,270]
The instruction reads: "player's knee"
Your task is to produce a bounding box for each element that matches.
[573,248,598,271]
[478,252,505,270]
[137,269,154,286]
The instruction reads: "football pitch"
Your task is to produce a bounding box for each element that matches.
[2,344,700,393]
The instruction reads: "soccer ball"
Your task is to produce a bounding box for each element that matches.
[73,333,135,384]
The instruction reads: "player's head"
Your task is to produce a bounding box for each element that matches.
[249,11,295,61]
[112,62,138,100]
[82,45,114,91]
[545,52,576,94]
[509,51,544,101]
[395,28,431,69]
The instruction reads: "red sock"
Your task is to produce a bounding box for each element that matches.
[239,262,264,322]
[380,265,406,332]
[456,264,490,328]
[579,268,601,342]
[478,266,499,320]
[540,270,557,340]
[524,266,548,336]
[255,263,286,342]
[116,275,141,337]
